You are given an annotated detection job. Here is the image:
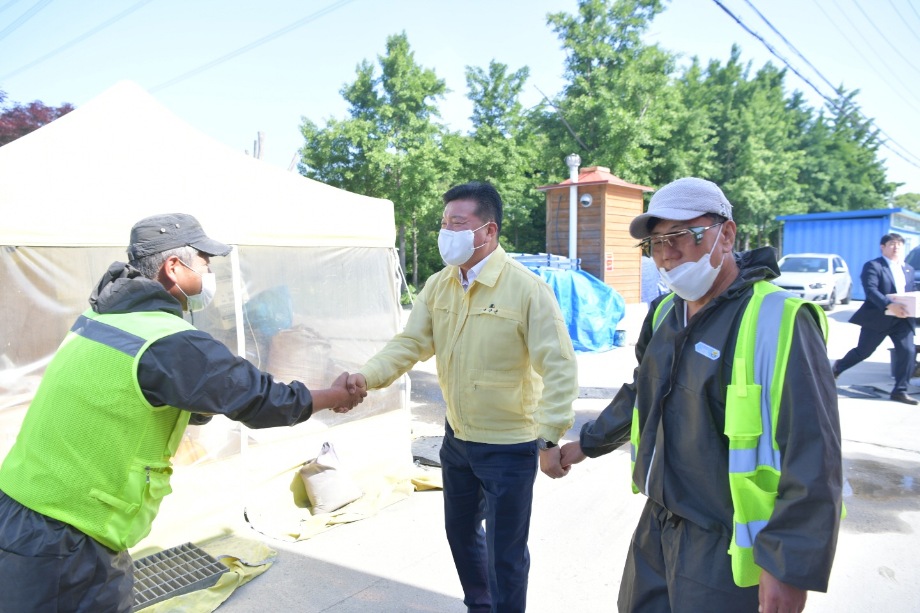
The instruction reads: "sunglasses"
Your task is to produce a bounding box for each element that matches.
[636,222,723,257]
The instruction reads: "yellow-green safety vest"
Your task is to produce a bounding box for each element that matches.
[630,281,832,587]
[0,309,195,551]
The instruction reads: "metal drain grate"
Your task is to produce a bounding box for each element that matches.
[132,542,228,610]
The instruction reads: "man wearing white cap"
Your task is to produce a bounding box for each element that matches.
[560,178,842,612]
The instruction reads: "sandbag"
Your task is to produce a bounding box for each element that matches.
[298,442,363,514]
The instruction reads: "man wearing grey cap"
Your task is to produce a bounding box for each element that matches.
[0,213,365,612]
[560,178,842,612]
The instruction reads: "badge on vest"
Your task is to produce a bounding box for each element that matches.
[695,341,720,360]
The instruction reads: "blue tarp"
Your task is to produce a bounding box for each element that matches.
[531,267,626,353]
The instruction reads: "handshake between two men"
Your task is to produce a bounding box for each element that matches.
[319,372,368,414]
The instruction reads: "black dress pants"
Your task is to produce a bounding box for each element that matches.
[836,320,915,394]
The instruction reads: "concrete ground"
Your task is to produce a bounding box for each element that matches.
[215,301,920,612]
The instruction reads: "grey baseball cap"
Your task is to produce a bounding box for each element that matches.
[629,177,733,240]
[127,213,232,260]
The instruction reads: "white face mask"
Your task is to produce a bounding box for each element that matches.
[178,260,217,312]
[438,222,489,266]
[657,230,724,301]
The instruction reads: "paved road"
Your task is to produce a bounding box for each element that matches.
[216,301,920,612]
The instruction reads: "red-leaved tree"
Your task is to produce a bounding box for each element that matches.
[0,89,74,146]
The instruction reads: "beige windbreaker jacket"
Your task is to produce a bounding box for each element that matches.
[361,246,577,444]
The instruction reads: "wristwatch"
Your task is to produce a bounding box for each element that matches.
[537,438,557,450]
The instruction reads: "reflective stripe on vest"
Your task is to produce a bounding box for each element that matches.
[728,285,790,477]
[70,314,147,357]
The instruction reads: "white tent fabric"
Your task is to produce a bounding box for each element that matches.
[0,81,412,520]
[0,80,395,249]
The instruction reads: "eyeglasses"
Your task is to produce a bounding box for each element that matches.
[441,219,490,232]
[636,222,723,257]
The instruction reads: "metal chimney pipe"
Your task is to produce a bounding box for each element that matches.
[565,153,581,261]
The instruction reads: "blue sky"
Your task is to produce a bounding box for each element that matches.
[2,0,918,194]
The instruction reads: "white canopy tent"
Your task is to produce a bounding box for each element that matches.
[0,80,395,250]
[0,82,413,549]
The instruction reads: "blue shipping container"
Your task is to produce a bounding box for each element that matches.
[776,208,920,301]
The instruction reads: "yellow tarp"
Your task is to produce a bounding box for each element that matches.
[243,463,442,542]
[141,535,275,613]
[139,465,442,612]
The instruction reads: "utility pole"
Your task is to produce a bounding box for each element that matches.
[252,131,265,160]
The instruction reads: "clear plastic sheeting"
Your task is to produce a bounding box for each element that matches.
[532,267,626,353]
[0,245,404,466]
[0,245,126,458]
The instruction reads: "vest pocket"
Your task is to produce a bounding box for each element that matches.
[89,488,139,514]
[724,383,763,438]
[90,461,173,549]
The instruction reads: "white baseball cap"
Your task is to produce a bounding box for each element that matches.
[629,177,733,240]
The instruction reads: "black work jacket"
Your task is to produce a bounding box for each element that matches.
[580,247,842,591]
[90,262,315,428]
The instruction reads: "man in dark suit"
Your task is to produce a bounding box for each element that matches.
[834,233,918,404]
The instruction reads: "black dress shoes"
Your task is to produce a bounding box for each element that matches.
[890,392,919,405]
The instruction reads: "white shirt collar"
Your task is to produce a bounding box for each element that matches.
[459,253,493,291]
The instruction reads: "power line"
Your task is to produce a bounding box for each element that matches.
[711,0,920,168]
[850,0,920,78]
[0,0,24,16]
[0,0,152,81]
[743,0,841,98]
[711,1,840,105]
[0,0,51,43]
[818,0,920,163]
[721,0,920,166]
[750,0,920,157]
[810,0,920,115]
[910,0,920,23]
[811,2,892,86]
[886,0,920,46]
[827,0,913,87]
[762,0,918,107]
[151,0,356,93]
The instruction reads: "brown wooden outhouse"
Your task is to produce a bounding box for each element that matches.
[537,166,653,304]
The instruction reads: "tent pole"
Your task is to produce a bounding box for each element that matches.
[230,246,250,455]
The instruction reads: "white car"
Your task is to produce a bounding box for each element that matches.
[774,253,853,311]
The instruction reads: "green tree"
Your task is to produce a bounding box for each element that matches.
[796,89,896,213]
[894,192,920,211]
[531,0,898,249]
[643,57,718,187]
[454,61,547,252]
[535,0,673,185]
[679,49,804,248]
[299,33,448,287]
[652,46,804,248]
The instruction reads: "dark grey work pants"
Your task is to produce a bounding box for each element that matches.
[0,490,134,613]
[618,499,761,613]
